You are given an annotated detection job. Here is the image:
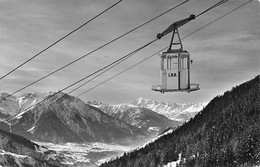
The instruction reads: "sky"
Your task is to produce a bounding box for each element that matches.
[0,0,259,104]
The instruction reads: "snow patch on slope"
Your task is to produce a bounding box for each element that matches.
[27,126,36,132]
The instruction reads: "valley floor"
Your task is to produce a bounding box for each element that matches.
[37,142,136,166]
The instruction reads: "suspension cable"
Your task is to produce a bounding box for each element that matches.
[196,0,229,18]
[67,51,138,95]
[0,0,123,81]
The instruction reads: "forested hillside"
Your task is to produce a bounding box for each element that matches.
[100,75,260,167]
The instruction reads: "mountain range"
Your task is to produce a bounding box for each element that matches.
[132,97,207,122]
[89,102,179,135]
[0,92,146,144]
[0,92,204,144]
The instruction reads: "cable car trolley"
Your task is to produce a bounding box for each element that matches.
[152,15,199,93]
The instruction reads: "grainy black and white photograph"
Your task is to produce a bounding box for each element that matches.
[0,0,259,166]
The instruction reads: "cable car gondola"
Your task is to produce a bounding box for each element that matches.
[152,15,199,93]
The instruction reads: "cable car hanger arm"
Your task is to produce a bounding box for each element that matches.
[156,0,230,40]
[157,14,195,40]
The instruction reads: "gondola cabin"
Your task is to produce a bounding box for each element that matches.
[152,15,199,93]
[152,49,199,93]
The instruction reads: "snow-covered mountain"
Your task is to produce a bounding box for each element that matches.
[17,92,50,111]
[0,92,50,121]
[89,102,180,135]
[0,92,205,145]
[1,92,145,144]
[0,129,65,167]
[132,97,207,122]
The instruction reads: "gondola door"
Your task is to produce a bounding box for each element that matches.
[160,53,179,90]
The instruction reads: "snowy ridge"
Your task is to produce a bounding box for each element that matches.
[17,92,54,110]
[0,92,54,121]
[14,92,54,120]
[89,101,177,135]
[132,97,207,122]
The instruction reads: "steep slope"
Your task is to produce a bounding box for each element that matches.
[0,129,65,167]
[100,75,260,167]
[132,97,206,122]
[90,102,179,135]
[9,92,145,144]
